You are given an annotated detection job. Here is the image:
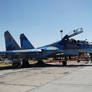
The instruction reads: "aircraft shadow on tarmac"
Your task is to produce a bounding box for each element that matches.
[0,63,92,70]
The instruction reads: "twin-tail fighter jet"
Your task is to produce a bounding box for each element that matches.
[0,28,92,68]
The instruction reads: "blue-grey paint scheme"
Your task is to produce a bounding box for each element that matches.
[0,29,92,61]
[20,33,35,49]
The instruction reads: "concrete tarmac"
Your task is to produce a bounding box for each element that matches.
[30,66,92,92]
[0,61,91,92]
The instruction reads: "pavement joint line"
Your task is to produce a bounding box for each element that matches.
[0,82,39,87]
[52,83,92,87]
[0,68,46,77]
[0,69,33,78]
[26,77,63,92]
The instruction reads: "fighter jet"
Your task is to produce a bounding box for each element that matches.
[0,28,92,68]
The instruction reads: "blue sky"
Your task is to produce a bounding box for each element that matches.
[0,0,92,51]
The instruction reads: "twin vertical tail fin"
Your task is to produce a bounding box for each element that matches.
[20,34,35,49]
[4,31,35,51]
[4,31,20,51]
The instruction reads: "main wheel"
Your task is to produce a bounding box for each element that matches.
[62,61,67,66]
[22,58,30,68]
[35,60,46,66]
[12,61,21,68]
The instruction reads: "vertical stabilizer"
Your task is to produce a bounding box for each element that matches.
[4,31,20,51]
[20,34,35,49]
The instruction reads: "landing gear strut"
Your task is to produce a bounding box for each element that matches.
[35,60,46,66]
[90,53,92,63]
[62,61,67,66]
[12,59,21,68]
[62,56,67,66]
[22,58,30,68]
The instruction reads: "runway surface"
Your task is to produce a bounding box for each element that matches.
[30,64,92,92]
[0,61,91,92]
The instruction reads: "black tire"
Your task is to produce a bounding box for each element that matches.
[62,61,67,66]
[22,59,30,68]
[35,60,46,66]
[12,62,21,69]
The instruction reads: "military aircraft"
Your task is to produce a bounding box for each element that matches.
[0,28,92,68]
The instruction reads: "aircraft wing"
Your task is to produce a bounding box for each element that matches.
[79,48,92,53]
[0,49,42,54]
[0,47,61,61]
[0,46,60,57]
[39,46,59,51]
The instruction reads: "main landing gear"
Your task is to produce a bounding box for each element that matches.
[22,58,30,68]
[90,53,92,63]
[62,56,67,66]
[35,60,46,66]
[62,60,67,66]
[12,59,21,68]
[12,58,30,68]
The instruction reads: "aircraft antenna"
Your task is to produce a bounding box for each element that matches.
[60,30,63,40]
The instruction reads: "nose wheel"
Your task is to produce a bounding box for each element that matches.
[62,61,67,66]
[62,56,67,66]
